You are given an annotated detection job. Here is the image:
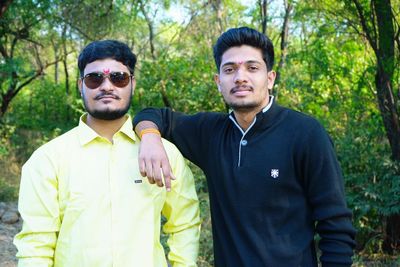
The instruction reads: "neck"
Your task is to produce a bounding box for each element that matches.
[233,96,272,131]
[232,109,259,131]
[86,114,127,142]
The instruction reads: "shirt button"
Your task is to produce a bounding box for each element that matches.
[241,140,248,146]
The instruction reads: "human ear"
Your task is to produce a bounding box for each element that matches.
[131,77,136,95]
[267,71,276,90]
[78,79,83,96]
[214,74,221,92]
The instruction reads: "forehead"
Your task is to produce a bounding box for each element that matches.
[84,58,129,74]
[221,45,264,66]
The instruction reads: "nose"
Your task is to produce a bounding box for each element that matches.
[233,67,248,84]
[99,76,114,91]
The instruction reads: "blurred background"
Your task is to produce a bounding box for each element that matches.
[0,0,399,265]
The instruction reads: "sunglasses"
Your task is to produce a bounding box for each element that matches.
[81,72,133,89]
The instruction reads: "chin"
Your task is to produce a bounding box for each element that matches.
[88,108,128,120]
[229,101,259,110]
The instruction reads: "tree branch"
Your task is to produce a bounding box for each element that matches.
[351,0,378,52]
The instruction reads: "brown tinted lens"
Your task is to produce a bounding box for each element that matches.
[84,73,104,89]
[110,72,130,87]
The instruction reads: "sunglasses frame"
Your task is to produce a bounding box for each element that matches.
[81,71,134,89]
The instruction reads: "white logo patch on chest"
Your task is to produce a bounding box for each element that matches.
[270,169,279,179]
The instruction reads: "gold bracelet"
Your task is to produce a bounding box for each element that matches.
[139,128,161,139]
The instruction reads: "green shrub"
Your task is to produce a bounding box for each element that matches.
[0,177,18,201]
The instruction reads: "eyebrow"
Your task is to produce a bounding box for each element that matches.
[221,60,263,68]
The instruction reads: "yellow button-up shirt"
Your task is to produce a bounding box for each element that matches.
[14,115,201,267]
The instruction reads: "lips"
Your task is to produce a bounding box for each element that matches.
[94,94,120,100]
[230,85,253,95]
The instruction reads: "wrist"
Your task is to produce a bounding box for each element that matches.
[139,128,161,139]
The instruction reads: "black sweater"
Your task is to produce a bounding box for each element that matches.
[133,101,356,267]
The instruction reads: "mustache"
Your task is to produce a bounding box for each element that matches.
[94,92,121,100]
[230,85,253,93]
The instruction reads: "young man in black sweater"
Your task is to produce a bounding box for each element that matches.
[133,27,356,266]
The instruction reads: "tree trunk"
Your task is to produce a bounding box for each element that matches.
[160,80,171,108]
[138,0,156,60]
[350,0,399,252]
[62,25,70,121]
[258,0,268,35]
[0,0,12,18]
[375,67,400,161]
[52,40,59,84]
[384,214,400,253]
[211,0,223,33]
[1,89,14,117]
[372,0,400,253]
[275,0,292,94]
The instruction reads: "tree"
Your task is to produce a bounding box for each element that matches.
[0,0,61,117]
[346,0,399,253]
[0,0,12,18]
[275,0,293,89]
[311,0,400,253]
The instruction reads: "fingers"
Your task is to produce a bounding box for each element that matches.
[137,133,175,191]
[138,158,175,191]
[161,159,173,191]
[139,156,147,177]
[138,156,156,184]
[153,165,164,188]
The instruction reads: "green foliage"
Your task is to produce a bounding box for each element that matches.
[0,0,399,263]
[278,10,400,254]
[134,52,225,113]
[189,163,214,266]
[9,78,81,130]
[0,177,17,201]
[0,123,15,157]
[338,118,399,253]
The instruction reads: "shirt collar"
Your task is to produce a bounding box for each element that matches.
[78,114,136,146]
[228,95,275,117]
[262,95,274,113]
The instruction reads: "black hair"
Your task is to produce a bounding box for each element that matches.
[78,40,137,77]
[213,27,274,72]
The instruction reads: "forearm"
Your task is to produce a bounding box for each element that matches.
[15,198,58,266]
[17,256,53,267]
[15,232,55,267]
[317,211,356,266]
[168,225,200,267]
[302,124,356,264]
[14,152,59,266]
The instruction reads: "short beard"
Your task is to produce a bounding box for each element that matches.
[82,90,132,120]
[87,108,129,120]
[228,101,260,112]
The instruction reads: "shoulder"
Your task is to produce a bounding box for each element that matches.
[280,106,326,134]
[184,111,227,123]
[24,127,78,168]
[191,111,229,129]
[271,105,332,149]
[284,107,320,125]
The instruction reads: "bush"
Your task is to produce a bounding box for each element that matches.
[0,177,18,201]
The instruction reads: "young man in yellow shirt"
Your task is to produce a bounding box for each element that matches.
[14,40,201,267]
